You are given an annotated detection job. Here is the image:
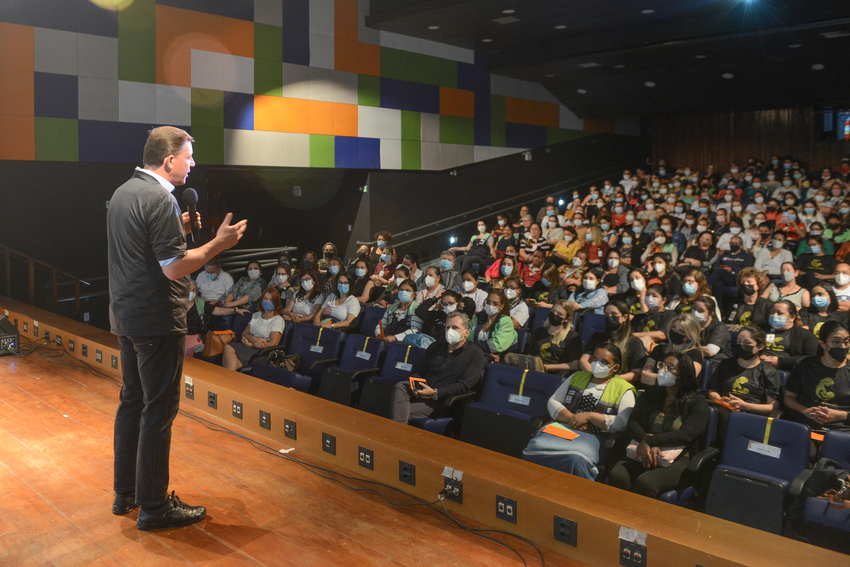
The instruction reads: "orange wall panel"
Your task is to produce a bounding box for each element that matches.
[0,115,34,160]
[156,5,192,48]
[253,95,285,131]
[334,103,358,137]
[583,119,615,134]
[190,11,253,58]
[439,87,475,118]
[334,0,359,42]
[334,38,359,74]
[0,68,34,116]
[505,97,559,128]
[309,100,336,135]
[157,41,191,87]
[358,42,381,77]
[0,23,34,72]
[282,97,310,133]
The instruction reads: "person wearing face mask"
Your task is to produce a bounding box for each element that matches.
[520,249,548,289]
[376,265,411,307]
[609,352,709,499]
[320,257,343,298]
[830,263,850,310]
[315,272,361,330]
[645,253,682,298]
[677,212,699,244]
[692,297,732,366]
[567,269,608,314]
[551,226,583,266]
[622,269,648,315]
[524,300,580,372]
[656,214,686,255]
[633,283,675,347]
[282,269,324,323]
[269,263,294,303]
[195,258,233,305]
[581,300,646,383]
[797,199,826,232]
[220,260,267,312]
[801,284,848,336]
[715,218,752,253]
[351,259,378,304]
[726,267,773,328]
[436,251,461,292]
[531,262,571,307]
[346,244,371,272]
[321,242,338,264]
[459,269,488,313]
[185,281,211,355]
[758,300,818,370]
[679,230,718,275]
[600,249,630,298]
[370,246,397,289]
[536,196,559,223]
[223,287,284,371]
[615,227,637,268]
[376,279,423,343]
[491,212,513,239]
[706,326,781,441]
[519,222,552,264]
[707,235,754,313]
[671,269,721,319]
[391,312,486,424]
[754,234,794,283]
[523,343,636,480]
[582,225,609,268]
[369,231,394,267]
[469,290,518,361]
[784,321,850,432]
[541,207,565,242]
[636,197,658,228]
[795,235,837,290]
[484,245,519,282]
[641,228,679,269]
[642,314,704,386]
[611,198,629,227]
[796,221,835,257]
[412,290,475,349]
[449,220,496,273]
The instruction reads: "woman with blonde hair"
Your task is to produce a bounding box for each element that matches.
[641,313,704,386]
[583,224,609,268]
[528,300,582,374]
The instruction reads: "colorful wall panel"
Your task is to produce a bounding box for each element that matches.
[0,0,591,169]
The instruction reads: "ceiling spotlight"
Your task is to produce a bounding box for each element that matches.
[812,64,825,70]
[644,81,656,87]
[502,9,515,14]
[695,55,707,59]
[577,89,587,94]
[545,74,555,78]
[642,9,655,14]
[555,25,567,30]
[428,25,439,30]
[614,64,625,69]
[722,72,734,79]
[789,44,802,48]
[481,38,492,42]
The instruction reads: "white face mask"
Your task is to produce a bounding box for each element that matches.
[656,369,676,387]
[654,262,666,274]
[395,277,406,286]
[732,206,742,213]
[626,214,634,222]
[188,291,196,302]
[654,236,666,245]
[582,279,597,291]
[782,270,796,282]
[273,273,288,285]
[607,258,619,268]
[463,280,475,292]
[478,225,486,233]
[645,295,660,309]
[836,273,850,287]
[590,360,611,379]
[730,227,741,235]
[445,327,463,345]
[645,203,655,211]
[693,310,707,322]
[696,225,707,233]
[425,275,436,288]
[484,304,499,317]
[248,269,260,280]
[301,279,314,291]
[504,288,518,300]
[572,257,582,267]
[442,303,457,313]
[630,279,645,291]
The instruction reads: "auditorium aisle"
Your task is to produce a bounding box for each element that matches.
[0,352,580,567]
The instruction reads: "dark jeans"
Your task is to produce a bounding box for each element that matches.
[608,456,691,499]
[391,381,440,423]
[114,334,186,510]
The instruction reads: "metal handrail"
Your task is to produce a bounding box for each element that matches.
[359,165,622,250]
[0,243,81,312]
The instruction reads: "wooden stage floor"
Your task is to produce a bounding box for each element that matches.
[0,349,582,567]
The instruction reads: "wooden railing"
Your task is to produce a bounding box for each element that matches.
[0,244,81,312]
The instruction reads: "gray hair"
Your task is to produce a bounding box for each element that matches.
[521,214,533,221]
[441,250,456,259]
[446,311,470,330]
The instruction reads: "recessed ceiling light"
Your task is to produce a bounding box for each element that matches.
[812,64,825,70]
[822,30,850,39]
[695,55,707,59]
[644,81,656,87]
[789,44,802,48]
[481,38,492,43]
[555,25,567,30]
[502,9,515,14]
[545,74,555,78]
[579,62,601,68]
[577,89,587,94]
[428,25,439,30]
[614,64,625,69]
[642,9,655,14]
[722,72,734,79]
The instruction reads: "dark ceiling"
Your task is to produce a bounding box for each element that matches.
[366,0,850,119]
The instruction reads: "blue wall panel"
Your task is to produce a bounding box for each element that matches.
[380,78,439,114]
[78,120,121,163]
[34,73,78,119]
[334,136,359,169]
[223,92,254,130]
[505,122,547,149]
[281,0,309,66]
[357,138,380,169]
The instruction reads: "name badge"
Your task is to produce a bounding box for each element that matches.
[310,345,324,353]
[395,362,413,371]
[356,351,371,361]
[508,394,530,406]
[765,334,775,343]
[747,440,781,459]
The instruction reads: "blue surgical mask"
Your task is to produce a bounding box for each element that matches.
[329,265,340,275]
[699,207,708,214]
[377,240,387,248]
[541,277,551,287]
[683,283,697,296]
[397,290,412,303]
[810,245,822,254]
[337,283,350,295]
[633,226,642,234]
[547,211,555,216]
[622,236,632,245]
[440,259,453,270]
[675,206,683,213]
[769,314,787,329]
[600,223,609,231]
[262,300,274,311]
[498,219,506,226]
[804,208,815,215]
[208,272,218,281]
[501,264,513,276]
[813,295,830,309]
[355,268,367,278]
[381,254,392,263]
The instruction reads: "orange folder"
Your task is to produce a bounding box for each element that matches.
[542,423,579,440]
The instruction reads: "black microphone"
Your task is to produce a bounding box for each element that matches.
[183,188,200,243]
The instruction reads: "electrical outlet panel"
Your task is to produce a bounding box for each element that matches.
[443,478,463,504]
[232,400,243,419]
[284,419,296,439]
[43,329,49,341]
[68,339,74,353]
[399,461,416,486]
[496,495,517,524]
[185,382,194,400]
[260,410,271,430]
[55,334,62,347]
[23,322,28,333]
[81,344,87,357]
[554,515,577,547]
[358,447,373,470]
[620,540,646,567]
[33,322,38,337]
[207,391,217,409]
[95,349,102,363]
[322,433,336,455]
[111,355,118,369]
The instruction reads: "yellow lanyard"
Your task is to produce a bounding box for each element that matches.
[316,327,323,346]
[404,345,411,364]
[362,337,369,353]
[518,369,529,397]
[763,416,774,444]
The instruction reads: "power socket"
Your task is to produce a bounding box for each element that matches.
[232,400,243,419]
[554,515,577,547]
[68,338,74,353]
[443,478,463,504]
[185,382,194,399]
[208,391,217,409]
[260,410,271,430]
[284,419,296,439]
[322,433,336,455]
[55,334,62,347]
[81,343,87,357]
[496,495,517,524]
[33,322,38,337]
[620,540,647,567]
[358,447,373,470]
[44,329,50,341]
[111,355,118,369]
[95,349,102,363]
[399,461,416,486]
[23,322,28,333]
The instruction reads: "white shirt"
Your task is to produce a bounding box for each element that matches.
[247,312,284,341]
[195,270,234,302]
[509,301,529,327]
[320,294,361,323]
[463,288,488,313]
[716,232,753,252]
[291,294,323,317]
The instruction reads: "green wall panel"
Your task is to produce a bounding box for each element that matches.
[254,23,283,62]
[190,126,223,165]
[401,140,421,170]
[547,128,588,146]
[380,48,457,89]
[490,95,506,147]
[192,88,224,128]
[118,0,155,45]
[310,135,335,168]
[358,74,380,107]
[35,118,78,162]
[439,115,474,145]
[401,111,420,141]
[118,40,156,84]
[255,59,283,96]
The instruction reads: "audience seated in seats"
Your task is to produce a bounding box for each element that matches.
[220,260,267,312]
[269,263,294,304]
[391,312,486,424]
[282,268,323,323]
[469,290,518,362]
[642,314,704,386]
[529,300,582,374]
[292,251,318,286]
[351,258,377,304]
[315,271,361,331]
[568,268,608,314]
[369,231,395,267]
[632,283,675,350]
[520,248,547,289]
[411,290,475,350]
[614,227,636,268]
[491,211,514,241]
[692,297,732,367]
[795,235,837,290]
[583,225,609,269]
[707,234,754,308]
[503,277,529,329]
[754,231,793,282]
[400,253,424,288]
[320,256,343,298]
[783,320,850,432]
[623,269,649,316]
[800,284,849,336]
[520,223,552,263]
[629,218,652,265]
[222,287,284,371]
[541,208,564,243]
[321,242,339,265]
[830,263,850,311]
[416,267,445,304]
[641,227,679,268]
[608,352,710,498]
[485,249,519,283]
[450,220,495,273]
[759,299,818,371]
[375,264,409,307]
[195,257,233,304]
[559,250,590,295]
[459,269,488,313]
[600,250,629,300]
[707,325,781,440]
[531,263,569,308]
[523,343,636,480]
[370,246,397,290]
[726,267,773,327]
[766,262,810,308]
[645,253,681,298]
[438,251,462,292]
[377,278,423,343]
[673,269,722,319]
[796,222,833,256]
[551,226,583,266]
[581,300,646,383]
[657,215,686,255]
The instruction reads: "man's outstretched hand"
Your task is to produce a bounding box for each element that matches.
[216,213,247,250]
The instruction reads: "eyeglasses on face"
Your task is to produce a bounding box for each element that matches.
[656,362,679,374]
[826,338,850,348]
[485,300,501,307]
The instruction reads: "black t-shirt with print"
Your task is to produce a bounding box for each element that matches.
[701,319,733,364]
[786,355,850,430]
[800,310,850,339]
[795,253,836,276]
[530,327,582,365]
[633,309,676,337]
[760,324,819,371]
[584,332,647,372]
[707,358,781,405]
[729,296,773,328]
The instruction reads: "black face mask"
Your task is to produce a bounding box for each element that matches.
[324,251,334,259]
[738,344,758,359]
[740,284,756,296]
[548,312,564,327]
[760,233,771,240]
[605,315,622,330]
[730,244,741,253]
[767,206,777,212]
[828,346,849,362]
[669,329,687,345]
[302,260,313,270]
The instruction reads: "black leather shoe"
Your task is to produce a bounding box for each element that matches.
[112,492,138,515]
[136,491,206,531]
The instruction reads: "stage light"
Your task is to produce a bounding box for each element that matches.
[88,0,135,10]
[449,236,457,244]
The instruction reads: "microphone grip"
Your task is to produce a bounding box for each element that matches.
[188,203,200,243]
